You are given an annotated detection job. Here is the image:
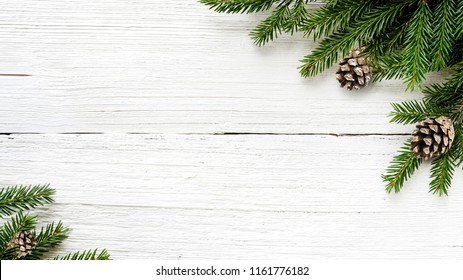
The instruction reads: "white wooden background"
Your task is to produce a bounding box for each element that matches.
[1,0,463,259]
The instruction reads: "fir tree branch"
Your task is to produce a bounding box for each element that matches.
[444,79,463,124]
[0,184,55,218]
[383,139,422,194]
[447,61,463,90]
[250,4,292,46]
[0,211,38,259]
[366,21,408,59]
[250,1,313,45]
[372,53,407,81]
[389,100,444,125]
[387,80,463,195]
[302,0,374,39]
[284,0,310,35]
[423,82,462,108]
[26,221,70,260]
[456,2,463,40]
[453,123,463,167]
[299,1,408,77]
[200,0,276,14]
[54,249,110,260]
[429,148,456,196]
[202,0,463,194]
[431,0,457,70]
[401,1,433,90]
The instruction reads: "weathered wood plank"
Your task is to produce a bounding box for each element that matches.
[1,134,463,258]
[0,0,433,134]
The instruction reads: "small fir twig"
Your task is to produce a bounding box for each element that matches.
[0,184,55,218]
[26,221,71,260]
[0,185,109,260]
[54,249,111,260]
[382,140,422,194]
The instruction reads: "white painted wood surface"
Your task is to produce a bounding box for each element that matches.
[1,0,462,259]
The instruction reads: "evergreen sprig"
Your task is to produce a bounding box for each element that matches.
[202,0,463,195]
[431,0,457,70]
[203,0,314,47]
[54,249,111,260]
[302,0,374,40]
[26,221,71,260]
[385,77,463,195]
[389,100,444,125]
[202,0,463,88]
[383,140,422,194]
[401,1,433,90]
[0,185,110,260]
[456,3,463,40]
[365,22,408,59]
[299,2,408,77]
[284,0,310,35]
[0,211,37,259]
[448,61,463,90]
[371,53,407,81]
[200,0,276,14]
[250,4,292,46]
[0,184,55,218]
[423,83,461,107]
[429,145,457,196]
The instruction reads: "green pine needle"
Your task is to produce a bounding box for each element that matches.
[423,82,462,109]
[401,1,433,90]
[0,184,55,218]
[453,124,463,167]
[26,221,71,260]
[383,139,422,194]
[389,100,444,125]
[299,2,408,77]
[302,0,374,39]
[54,249,111,260]
[366,22,409,60]
[284,0,310,35]
[250,4,292,46]
[429,149,456,196]
[447,61,463,90]
[371,53,406,82]
[456,2,463,40]
[200,0,276,14]
[431,0,457,70]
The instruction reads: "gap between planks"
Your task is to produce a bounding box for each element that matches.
[0,74,31,77]
[0,132,410,137]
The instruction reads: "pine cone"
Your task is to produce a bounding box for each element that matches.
[411,116,455,160]
[336,48,372,90]
[8,231,36,258]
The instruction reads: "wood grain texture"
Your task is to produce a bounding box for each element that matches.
[2,134,463,259]
[0,0,462,259]
[0,0,431,134]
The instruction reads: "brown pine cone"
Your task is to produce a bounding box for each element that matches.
[8,231,36,258]
[336,48,372,90]
[411,116,455,160]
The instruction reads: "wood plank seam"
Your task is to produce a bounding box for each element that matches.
[0,132,411,136]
